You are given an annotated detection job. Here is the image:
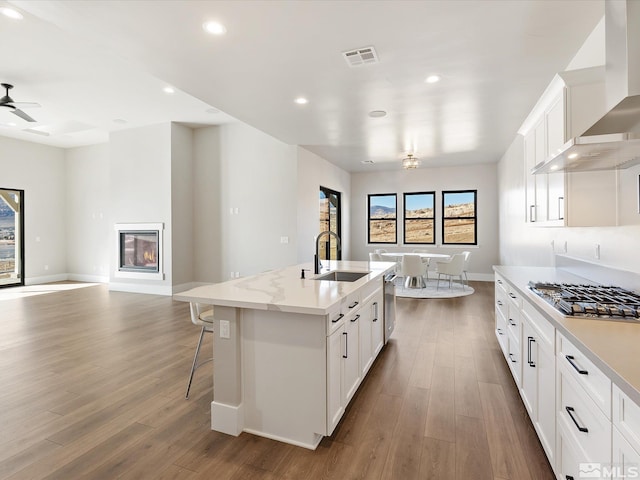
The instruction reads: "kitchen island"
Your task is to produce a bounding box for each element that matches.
[174,260,395,449]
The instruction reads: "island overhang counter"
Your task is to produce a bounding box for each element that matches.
[173,260,395,449]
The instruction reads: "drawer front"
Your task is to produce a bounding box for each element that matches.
[506,303,522,349]
[344,290,362,314]
[522,299,554,351]
[556,419,588,480]
[327,306,345,335]
[557,333,612,419]
[507,330,521,387]
[495,287,507,320]
[495,308,508,356]
[613,385,640,454]
[360,278,382,303]
[613,426,640,480]
[506,284,523,310]
[495,273,508,295]
[558,363,612,459]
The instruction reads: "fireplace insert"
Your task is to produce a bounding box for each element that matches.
[119,230,159,273]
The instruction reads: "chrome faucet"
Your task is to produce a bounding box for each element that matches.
[314,231,341,274]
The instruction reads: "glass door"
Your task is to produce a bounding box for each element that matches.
[0,188,24,288]
[319,186,341,260]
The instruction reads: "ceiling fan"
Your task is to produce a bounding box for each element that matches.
[0,83,40,122]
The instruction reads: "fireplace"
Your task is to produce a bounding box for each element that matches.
[114,223,164,280]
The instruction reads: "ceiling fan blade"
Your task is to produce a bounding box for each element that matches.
[11,108,36,122]
[11,101,41,109]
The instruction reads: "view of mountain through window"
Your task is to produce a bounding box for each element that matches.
[442,190,477,245]
[368,194,396,244]
[404,192,435,244]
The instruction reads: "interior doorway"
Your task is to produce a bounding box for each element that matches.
[0,188,24,288]
[319,186,341,261]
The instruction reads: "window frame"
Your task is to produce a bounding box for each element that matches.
[403,191,435,245]
[441,189,477,246]
[319,186,342,260]
[367,193,397,245]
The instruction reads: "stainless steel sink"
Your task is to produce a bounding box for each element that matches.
[312,271,370,282]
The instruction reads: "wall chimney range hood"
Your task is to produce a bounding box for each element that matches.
[532,0,640,175]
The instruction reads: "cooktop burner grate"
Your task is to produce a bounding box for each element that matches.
[528,282,640,321]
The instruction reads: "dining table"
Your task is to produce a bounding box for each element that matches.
[380,252,452,288]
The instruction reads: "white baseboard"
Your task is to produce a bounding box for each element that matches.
[108,282,173,296]
[25,274,69,285]
[172,281,210,294]
[68,273,109,283]
[468,273,495,282]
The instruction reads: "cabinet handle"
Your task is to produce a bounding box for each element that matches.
[508,318,516,326]
[348,301,359,309]
[497,300,503,306]
[558,196,564,220]
[527,336,536,367]
[351,314,360,322]
[497,328,504,335]
[565,355,588,375]
[565,406,588,433]
[530,205,536,222]
[373,301,378,319]
[508,353,517,363]
[566,476,574,480]
[497,279,503,285]
[331,313,344,324]
[343,332,348,359]
[509,293,517,299]
[373,317,378,322]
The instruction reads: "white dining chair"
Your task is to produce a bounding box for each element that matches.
[411,249,431,280]
[435,253,466,290]
[186,302,214,399]
[369,252,383,261]
[400,254,427,289]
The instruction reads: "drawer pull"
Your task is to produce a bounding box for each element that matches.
[343,332,348,358]
[565,355,588,375]
[348,301,359,309]
[566,476,574,480]
[508,318,516,326]
[527,336,536,367]
[497,279,503,285]
[331,313,344,324]
[565,406,588,433]
[509,292,517,299]
[497,328,504,335]
[351,314,360,322]
[497,300,503,306]
[508,353,517,363]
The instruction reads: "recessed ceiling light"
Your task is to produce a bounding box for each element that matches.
[0,7,23,20]
[206,107,220,114]
[425,75,441,84]
[550,165,559,171]
[294,97,308,105]
[203,21,227,35]
[361,160,375,164]
[368,110,387,118]
[567,152,579,159]
[163,86,175,94]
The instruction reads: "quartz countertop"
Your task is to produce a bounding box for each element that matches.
[174,260,395,316]
[494,265,640,407]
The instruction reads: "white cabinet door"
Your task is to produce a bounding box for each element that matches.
[371,292,384,357]
[533,118,548,223]
[327,325,344,435]
[536,340,556,464]
[343,313,361,403]
[521,321,536,417]
[546,91,566,222]
[613,427,640,480]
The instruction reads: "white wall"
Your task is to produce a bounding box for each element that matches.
[109,123,173,294]
[296,147,352,263]
[351,164,499,279]
[170,123,194,290]
[66,143,110,282]
[0,136,67,284]
[217,122,298,279]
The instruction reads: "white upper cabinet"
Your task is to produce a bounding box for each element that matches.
[520,66,618,227]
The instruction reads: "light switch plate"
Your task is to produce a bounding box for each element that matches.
[220,320,230,339]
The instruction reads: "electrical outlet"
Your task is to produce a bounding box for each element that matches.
[230,271,235,279]
[595,244,601,260]
[280,236,289,244]
[220,320,230,339]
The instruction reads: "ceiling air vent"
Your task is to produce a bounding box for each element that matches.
[342,46,379,67]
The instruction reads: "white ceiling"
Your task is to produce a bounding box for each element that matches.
[1,0,603,172]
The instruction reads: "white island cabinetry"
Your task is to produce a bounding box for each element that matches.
[174,260,394,450]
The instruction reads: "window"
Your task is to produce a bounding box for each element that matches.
[403,192,435,244]
[368,194,397,244]
[319,186,341,260]
[442,190,477,245]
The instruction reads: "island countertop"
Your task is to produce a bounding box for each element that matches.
[173,260,396,315]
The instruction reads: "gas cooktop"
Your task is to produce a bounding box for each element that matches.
[528,281,640,321]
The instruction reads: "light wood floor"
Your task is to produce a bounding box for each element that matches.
[0,281,555,480]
